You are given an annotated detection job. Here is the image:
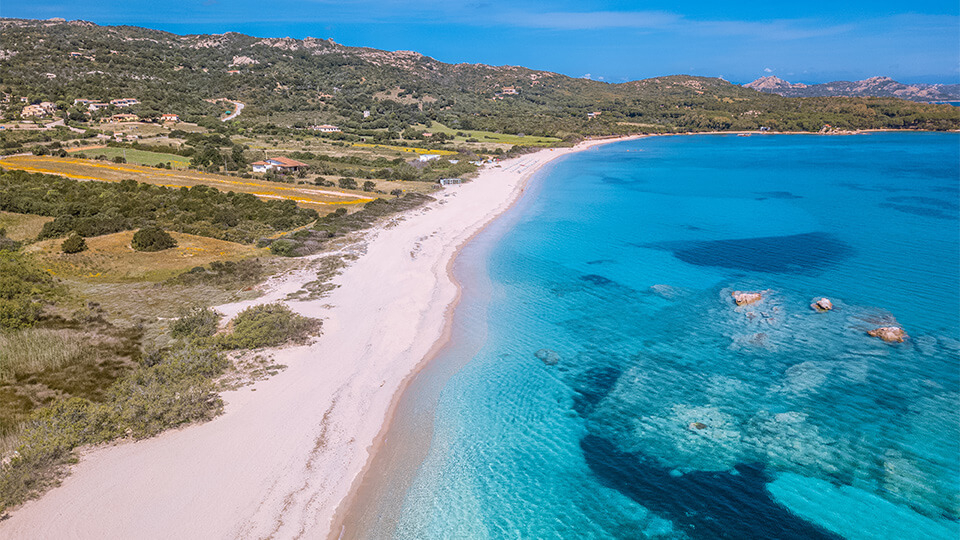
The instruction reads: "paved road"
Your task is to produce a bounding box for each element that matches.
[45,118,87,133]
[222,101,244,122]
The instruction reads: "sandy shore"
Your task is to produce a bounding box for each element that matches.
[0,137,636,539]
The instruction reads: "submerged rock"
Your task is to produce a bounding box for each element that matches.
[868,326,907,343]
[650,284,680,299]
[811,298,834,312]
[534,348,561,365]
[631,404,743,471]
[732,290,763,306]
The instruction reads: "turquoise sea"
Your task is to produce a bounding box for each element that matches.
[366,133,960,539]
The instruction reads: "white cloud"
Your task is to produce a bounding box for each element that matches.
[764,67,773,72]
[582,73,591,79]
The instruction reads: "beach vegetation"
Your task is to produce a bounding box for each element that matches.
[169,306,222,340]
[217,303,319,349]
[167,259,265,288]
[0,344,227,513]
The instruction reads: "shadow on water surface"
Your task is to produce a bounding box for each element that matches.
[581,435,842,540]
[642,232,852,274]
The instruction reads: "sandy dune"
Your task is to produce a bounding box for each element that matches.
[0,138,633,539]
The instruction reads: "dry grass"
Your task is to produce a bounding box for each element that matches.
[0,329,99,383]
[0,155,374,211]
[0,211,52,241]
[26,230,262,282]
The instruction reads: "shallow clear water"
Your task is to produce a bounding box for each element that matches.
[393,133,960,539]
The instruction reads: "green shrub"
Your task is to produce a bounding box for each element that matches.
[169,307,222,340]
[269,239,295,256]
[106,347,227,439]
[338,177,358,190]
[168,259,264,288]
[362,181,376,192]
[219,303,319,349]
[60,233,87,254]
[0,251,61,329]
[131,226,177,252]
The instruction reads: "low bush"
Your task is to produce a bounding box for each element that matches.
[218,303,319,349]
[60,233,87,254]
[168,259,264,288]
[131,226,177,252]
[0,251,61,330]
[169,307,222,340]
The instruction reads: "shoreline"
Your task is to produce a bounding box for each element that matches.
[0,135,639,539]
[328,135,642,539]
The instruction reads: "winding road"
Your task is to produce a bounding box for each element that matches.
[221,101,244,122]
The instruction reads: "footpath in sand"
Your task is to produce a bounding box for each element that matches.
[0,138,634,539]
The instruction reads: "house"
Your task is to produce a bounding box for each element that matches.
[587,111,602,119]
[74,98,97,106]
[70,52,83,58]
[759,126,770,132]
[125,134,141,141]
[226,70,241,75]
[21,104,48,118]
[500,87,519,95]
[107,113,139,123]
[110,98,140,108]
[160,113,180,123]
[363,110,371,118]
[418,154,442,162]
[87,102,110,111]
[252,157,309,173]
[311,124,341,133]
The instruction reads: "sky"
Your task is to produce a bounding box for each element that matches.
[3,1,959,84]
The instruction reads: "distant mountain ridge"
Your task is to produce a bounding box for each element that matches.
[0,18,957,134]
[744,76,960,102]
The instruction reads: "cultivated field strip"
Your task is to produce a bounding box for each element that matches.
[0,156,374,210]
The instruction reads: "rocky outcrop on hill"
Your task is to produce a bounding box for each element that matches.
[744,76,960,102]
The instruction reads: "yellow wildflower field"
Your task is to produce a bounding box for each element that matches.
[0,155,374,211]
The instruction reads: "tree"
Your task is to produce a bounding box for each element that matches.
[362,181,376,192]
[338,177,357,190]
[131,226,177,252]
[61,233,87,253]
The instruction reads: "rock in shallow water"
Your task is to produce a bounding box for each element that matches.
[811,297,834,312]
[868,326,907,343]
[732,290,764,306]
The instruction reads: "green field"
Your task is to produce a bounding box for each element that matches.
[73,147,191,167]
[416,123,562,146]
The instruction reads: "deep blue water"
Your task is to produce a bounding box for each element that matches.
[392,133,960,539]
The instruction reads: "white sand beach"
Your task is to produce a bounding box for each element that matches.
[0,137,636,539]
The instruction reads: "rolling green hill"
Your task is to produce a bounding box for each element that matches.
[1,18,958,136]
